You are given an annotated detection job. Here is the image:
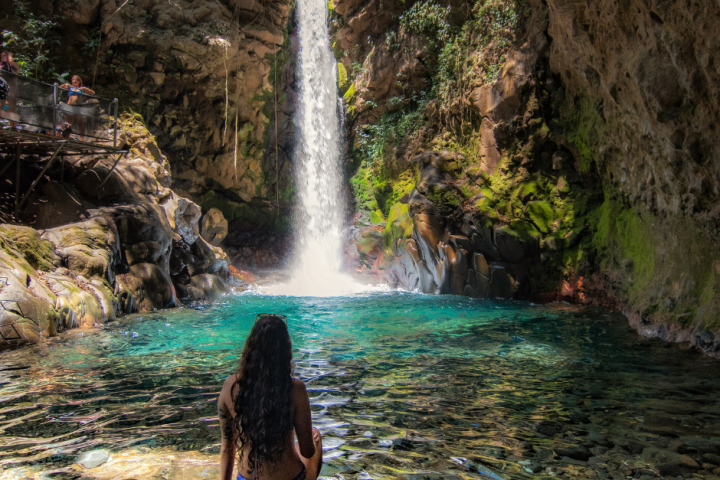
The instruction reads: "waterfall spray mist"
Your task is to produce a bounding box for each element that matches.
[266,0,367,296]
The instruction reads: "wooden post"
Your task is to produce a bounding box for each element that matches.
[18,142,65,210]
[14,144,21,219]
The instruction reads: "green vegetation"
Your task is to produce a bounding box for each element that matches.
[433,0,530,104]
[399,1,450,36]
[591,197,655,300]
[561,95,608,174]
[2,0,64,79]
[355,94,428,168]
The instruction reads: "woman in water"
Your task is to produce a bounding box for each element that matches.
[217,315,323,480]
[59,75,95,140]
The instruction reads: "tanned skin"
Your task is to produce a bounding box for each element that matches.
[218,374,323,480]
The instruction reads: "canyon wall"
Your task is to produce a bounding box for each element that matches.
[334,0,720,356]
[3,0,720,355]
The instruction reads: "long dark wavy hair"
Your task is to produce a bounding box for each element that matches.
[233,316,294,474]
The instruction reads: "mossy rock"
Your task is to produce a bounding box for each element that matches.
[526,200,555,233]
[517,181,542,202]
[370,209,386,225]
[0,225,57,272]
[474,197,498,219]
[382,202,413,254]
[338,62,350,93]
[508,220,541,245]
[373,182,393,213]
[343,83,356,102]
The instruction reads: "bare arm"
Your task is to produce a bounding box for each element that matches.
[82,87,95,95]
[293,379,315,458]
[218,376,237,480]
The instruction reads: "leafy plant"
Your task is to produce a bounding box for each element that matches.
[386,30,398,52]
[399,0,449,37]
[6,1,64,78]
[355,93,428,166]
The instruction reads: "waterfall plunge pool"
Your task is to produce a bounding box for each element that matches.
[1,292,719,479]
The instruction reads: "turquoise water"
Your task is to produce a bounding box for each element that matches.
[1,292,720,479]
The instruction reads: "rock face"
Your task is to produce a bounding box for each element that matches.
[0,114,245,347]
[0,0,297,270]
[201,208,229,246]
[336,0,720,356]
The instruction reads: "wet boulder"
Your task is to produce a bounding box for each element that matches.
[41,217,120,284]
[0,233,58,344]
[100,203,173,267]
[188,237,230,276]
[119,263,177,312]
[0,225,59,272]
[45,272,112,328]
[162,194,202,245]
[487,265,517,298]
[189,273,229,302]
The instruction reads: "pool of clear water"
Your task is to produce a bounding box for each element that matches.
[1,292,720,479]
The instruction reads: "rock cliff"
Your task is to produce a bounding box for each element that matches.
[334,0,720,356]
[0,114,244,346]
[2,0,297,269]
[4,0,720,356]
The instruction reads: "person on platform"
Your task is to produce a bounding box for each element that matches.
[0,51,20,128]
[59,75,94,140]
[217,314,323,480]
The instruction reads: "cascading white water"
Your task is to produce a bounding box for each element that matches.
[266,0,367,297]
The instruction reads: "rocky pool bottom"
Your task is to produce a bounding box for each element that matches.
[0,292,719,480]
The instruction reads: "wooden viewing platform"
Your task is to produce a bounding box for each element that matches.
[0,71,128,217]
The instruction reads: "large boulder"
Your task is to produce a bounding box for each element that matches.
[188,273,229,302]
[119,263,177,312]
[189,237,230,276]
[162,194,202,245]
[0,232,58,345]
[41,217,120,285]
[200,208,228,246]
[98,204,174,267]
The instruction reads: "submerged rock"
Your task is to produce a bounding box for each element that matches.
[77,449,110,469]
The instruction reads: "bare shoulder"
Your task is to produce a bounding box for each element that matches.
[292,378,308,401]
[223,373,239,389]
[220,374,239,402]
[293,378,307,392]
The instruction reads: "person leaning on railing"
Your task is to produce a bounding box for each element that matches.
[59,75,95,141]
[0,51,20,128]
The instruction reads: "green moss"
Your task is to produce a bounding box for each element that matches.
[526,200,554,233]
[507,220,540,244]
[590,196,655,299]
[370,209,386,224]
[426,186,461,210]
[518,180,541,201]
[373,182,393,213]
[382,202,413,254]
[350,166,379,213]
[474,197,498,219]
[343,83,356,102]
[338,62,349,93]
[615,209,655,289]
[0,225,56,272]
[564,95,607,174]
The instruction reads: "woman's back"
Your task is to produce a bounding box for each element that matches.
[217,316,322,480]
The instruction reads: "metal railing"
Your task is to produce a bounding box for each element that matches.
[0,71,119,147]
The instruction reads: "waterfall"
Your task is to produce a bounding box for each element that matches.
[266,0,366,296]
